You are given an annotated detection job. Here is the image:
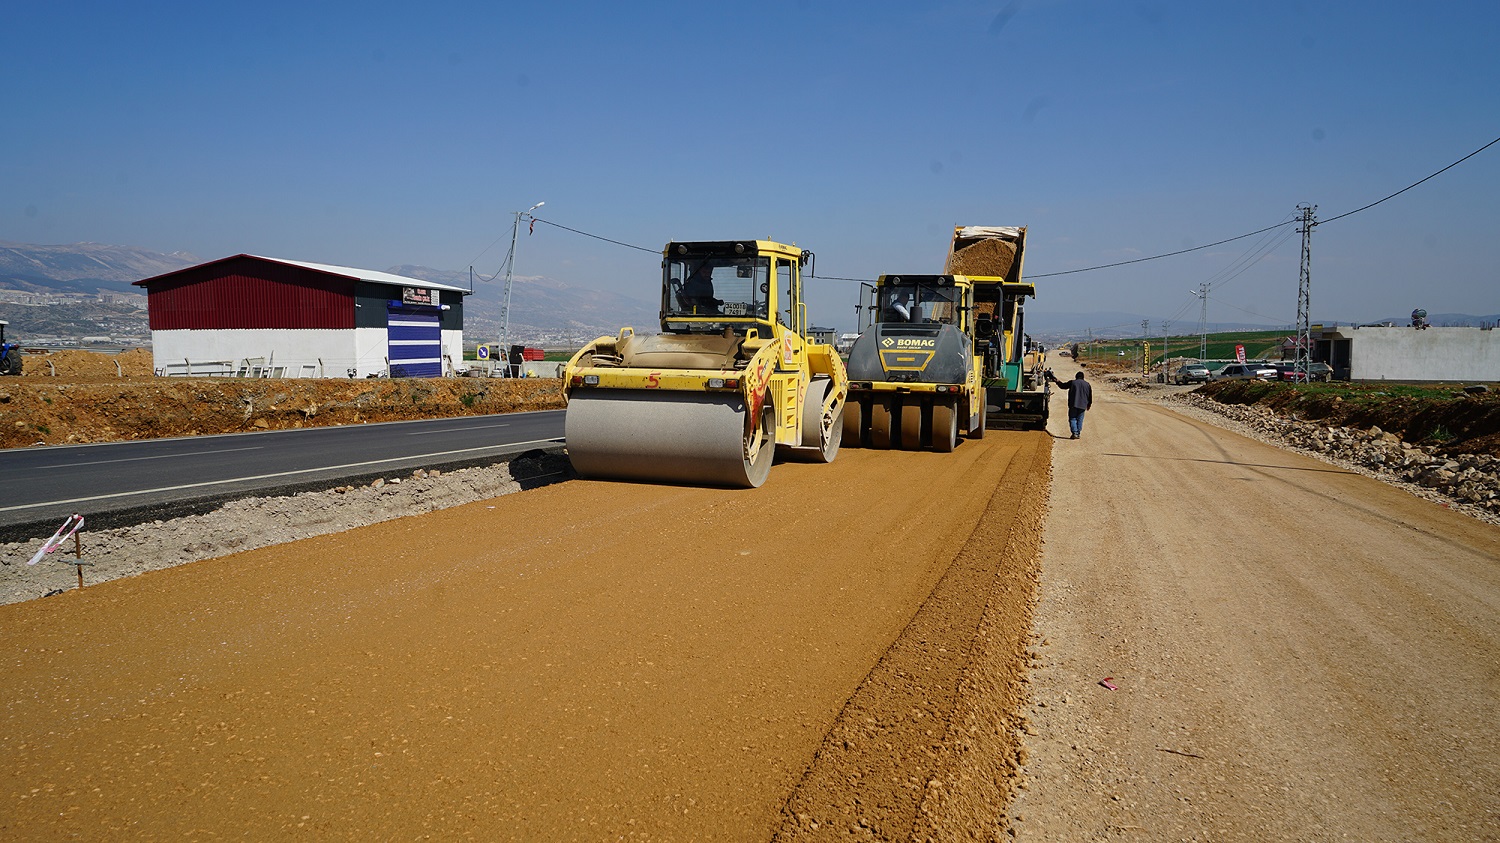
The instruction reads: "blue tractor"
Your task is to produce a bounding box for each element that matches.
[0,320,22,376]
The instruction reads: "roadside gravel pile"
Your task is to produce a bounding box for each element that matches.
[0,449,573,605]
[1128,380,1500,526]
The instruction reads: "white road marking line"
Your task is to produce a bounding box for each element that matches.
[409,423,511,434]
[0,438,564,514]
[33,446,264,470]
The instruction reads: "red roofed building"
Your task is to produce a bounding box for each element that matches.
[135,255,469,378]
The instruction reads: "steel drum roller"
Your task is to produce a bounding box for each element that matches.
[565,388,774,488]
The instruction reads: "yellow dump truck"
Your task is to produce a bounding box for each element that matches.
[562,240,847,488]
[946,226,1049,430]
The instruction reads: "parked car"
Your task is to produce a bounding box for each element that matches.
[1173,363,1211,384]
[1215,363,1278,381]
[1271,362,1334,383]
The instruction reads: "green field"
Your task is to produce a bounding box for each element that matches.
[1071,330,1288,366]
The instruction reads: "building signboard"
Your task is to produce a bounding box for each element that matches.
[401,286,434,307]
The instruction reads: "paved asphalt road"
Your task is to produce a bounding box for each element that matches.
[0,410,565,539]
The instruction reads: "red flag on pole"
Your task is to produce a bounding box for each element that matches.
[529,218,535,235]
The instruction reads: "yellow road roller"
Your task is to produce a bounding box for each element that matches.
[562,240,847,487]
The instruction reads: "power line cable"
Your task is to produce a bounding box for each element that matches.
[529,217,659,254]
[479,135,1499,288]
[1207,294,1292,326]
[808,274,876,283]
[1029,219,1298,278]
[1032,134,1500,279]
[1203,224,1300,292]
[512,217,881,282]
[474,242,514,283]
[1317,134,1500,227]
[466,231,511,270]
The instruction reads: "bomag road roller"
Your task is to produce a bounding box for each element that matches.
[562,239,848,488]
[842,274,987,452]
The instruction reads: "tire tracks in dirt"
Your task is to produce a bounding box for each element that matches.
[777,431,1049,841]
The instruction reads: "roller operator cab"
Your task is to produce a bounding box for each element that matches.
[843,275,986,452]
[562,240,848,488]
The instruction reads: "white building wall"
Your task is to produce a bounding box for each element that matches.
[1347,326,1500,381]
[353,327,391,378]
[441,328,466,375]
[152,327,466,378]
[153,328,368,378]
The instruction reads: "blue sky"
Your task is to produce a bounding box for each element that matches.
[4,1,1497,334]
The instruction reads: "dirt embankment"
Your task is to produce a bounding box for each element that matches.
[1200,379,1500,457]
[0,350,564,449]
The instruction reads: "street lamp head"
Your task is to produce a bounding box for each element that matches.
[527,201,545,213]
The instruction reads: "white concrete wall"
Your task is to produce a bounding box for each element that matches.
[1347,326,1500,381]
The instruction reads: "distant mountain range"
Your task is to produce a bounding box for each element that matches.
[3,240,1490,347]
[0,241,198,295]
[387,265,657,345]
[0,240,657,346]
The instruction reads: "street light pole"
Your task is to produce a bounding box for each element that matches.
[500,200,544,376]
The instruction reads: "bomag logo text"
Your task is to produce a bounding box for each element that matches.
[889,338,936,349]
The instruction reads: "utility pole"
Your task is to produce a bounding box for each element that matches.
[1295,204,1317,381]
[1191,283,1209,360]
[500,200,545,376]
[1162,320,1170,370]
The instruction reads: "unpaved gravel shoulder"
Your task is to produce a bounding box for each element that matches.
[0,450,573,605]
[1122,378,1499,527]
[1007,376,1500,841]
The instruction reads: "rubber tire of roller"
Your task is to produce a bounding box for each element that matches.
[842,397,865,448]
[932,400,958,452]
[787,378,841,463]
[869,395,894,449]
[899,397,924,450]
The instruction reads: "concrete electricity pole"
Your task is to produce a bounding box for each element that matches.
[1192,283,1209,360]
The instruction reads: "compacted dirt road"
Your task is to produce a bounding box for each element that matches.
[0,432,1049,841]
[1008,376,1500,841]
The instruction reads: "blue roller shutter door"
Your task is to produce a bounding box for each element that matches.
[387,305,442,377]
